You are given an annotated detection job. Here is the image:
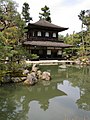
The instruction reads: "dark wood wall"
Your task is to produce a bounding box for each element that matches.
[27,29,58,41]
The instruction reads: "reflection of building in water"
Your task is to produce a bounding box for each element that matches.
[24,81,66,111]
[39,100,49,111]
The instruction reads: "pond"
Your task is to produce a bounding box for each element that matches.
[0,65,90,120]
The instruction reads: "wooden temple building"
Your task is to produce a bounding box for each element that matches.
[23,19,72,60]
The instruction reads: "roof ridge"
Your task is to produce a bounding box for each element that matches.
[34,19,68,29]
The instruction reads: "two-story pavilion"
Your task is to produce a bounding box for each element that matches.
[23,19,71,60]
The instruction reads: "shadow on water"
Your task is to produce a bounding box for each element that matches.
[0,65,90,120]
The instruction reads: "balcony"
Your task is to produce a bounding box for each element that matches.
[27,36,58,41]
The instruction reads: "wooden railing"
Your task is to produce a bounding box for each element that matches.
[28,36,58,41]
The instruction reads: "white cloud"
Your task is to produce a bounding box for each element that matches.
[15,0,90,35]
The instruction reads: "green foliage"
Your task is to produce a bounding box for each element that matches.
[58,34,64,42]
[22,2,32,23]
[0,0,18,30]
[78,10,90,57]
[39,5,51,23]
[64,9,90,60]
[24,64,32,71]
[78,10,90,30]
[0,0,27,83]
[30,54,39,59]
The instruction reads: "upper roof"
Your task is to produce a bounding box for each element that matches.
[28,19,68,32]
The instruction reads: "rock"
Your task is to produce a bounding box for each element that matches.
[32,64,38,72]
[30,71,36,77]
[11,77,21,83]
[59,64,66,69]
[24,72,37,85]
[3,75,11,83]
[23,65,52,85]
[23,69,29,75]
[24,79,30,85]
[21,77,27,81]
[37,70,42,79]
[75,59,81,65]
[41,71,51,81]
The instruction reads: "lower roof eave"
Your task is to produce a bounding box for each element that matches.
[23,41,72,48]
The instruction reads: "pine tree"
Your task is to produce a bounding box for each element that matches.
[22,2,32,23]
[39,5,51,23]
[0,0,26,78]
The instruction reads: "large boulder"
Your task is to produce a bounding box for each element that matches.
[23,64,51,85]
[41,71,51,81]
[24,72,37,85]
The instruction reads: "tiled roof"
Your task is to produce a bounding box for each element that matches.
[24,40,72,48]
[29,19,68,31]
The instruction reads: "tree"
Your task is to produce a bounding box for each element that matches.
[58,34,64,42]
[0,0,26,81]
[64,32,85,59]
[78,10,90,56]
[22,2,32,23]
[0,0,18,31]
[78,10,90,30]
[39,5,51,23]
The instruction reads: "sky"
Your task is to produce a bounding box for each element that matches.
[15,0,90,36]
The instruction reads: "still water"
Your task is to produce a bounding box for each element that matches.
[0,65,90,120]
